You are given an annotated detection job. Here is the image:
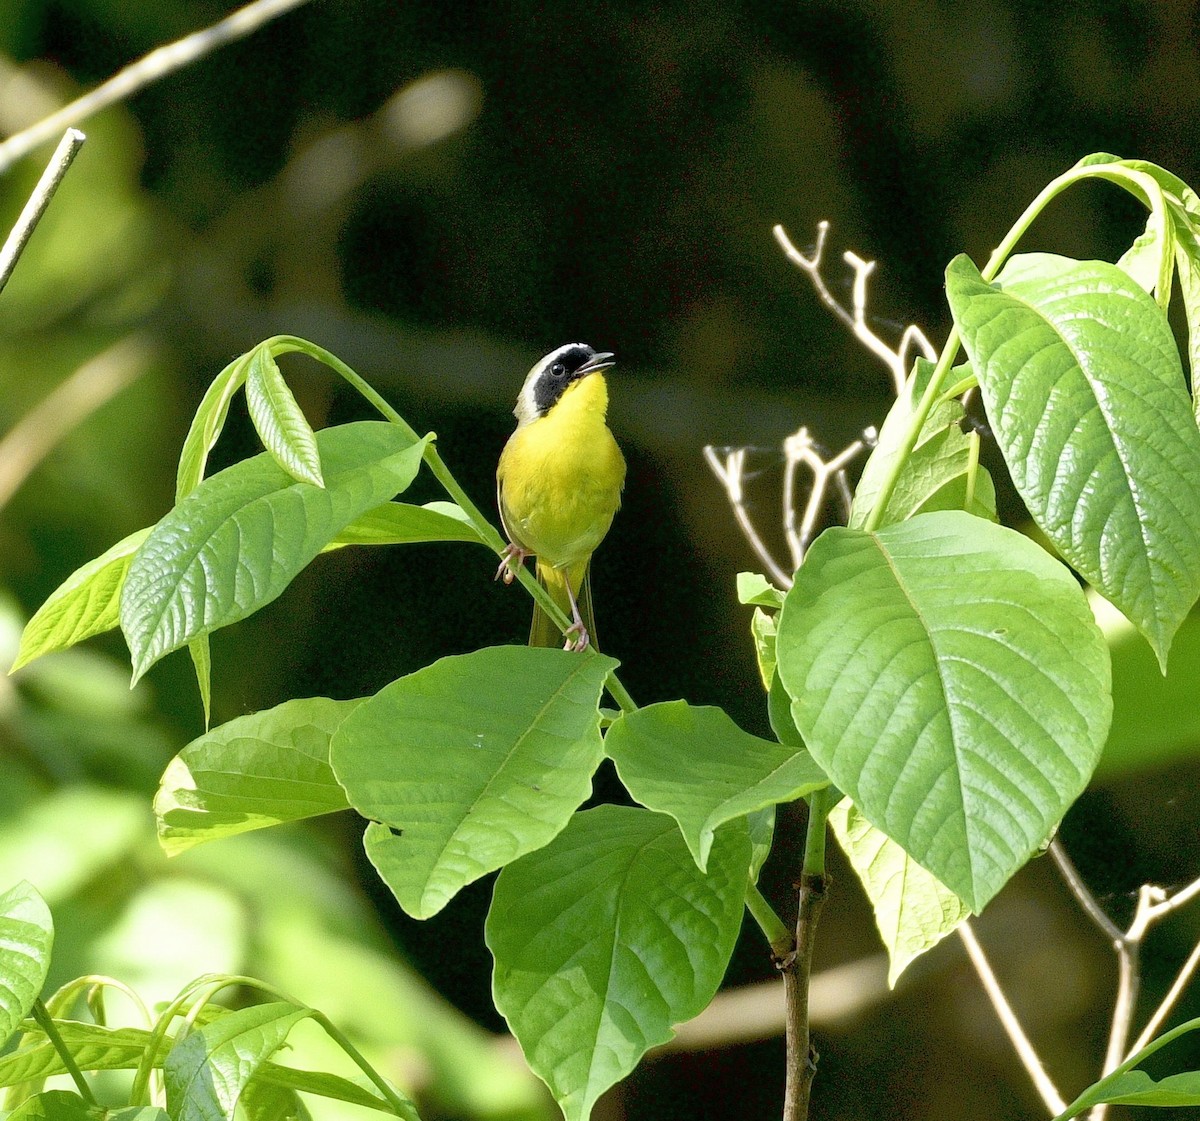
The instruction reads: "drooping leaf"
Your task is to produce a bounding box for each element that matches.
[605,701,827,870]
[155,697,360,855]
[776,511,1111,912]
[121,423,429,681]
[237,1078,312,1121]
[487,806,749,1121]
[11,528,150,672]
[736,573,784,609]
[828,800,969,985]
[245,347,324,488]
[0,1024,152,1087]
[254,1065,411,1115]
[325,501,485,549]
[164,1003,312,1121]
[946,252,1200,668]
[175,353,252,501]
[0,882,53,1049]
[331,646,617,919]
[750,607,777,690]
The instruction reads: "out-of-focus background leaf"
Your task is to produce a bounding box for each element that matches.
[3,3,1200,1118]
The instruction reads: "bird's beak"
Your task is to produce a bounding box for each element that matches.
[577,352,615,375]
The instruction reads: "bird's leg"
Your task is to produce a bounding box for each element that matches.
[562,582,590,653]
[495,542,528,585]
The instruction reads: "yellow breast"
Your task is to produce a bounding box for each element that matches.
[497,373,626,570]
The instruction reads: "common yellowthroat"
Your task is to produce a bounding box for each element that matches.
[496,343,625,651]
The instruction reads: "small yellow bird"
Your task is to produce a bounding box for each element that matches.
[496,343,626,651]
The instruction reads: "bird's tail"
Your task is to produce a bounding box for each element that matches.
[530,559,595,650]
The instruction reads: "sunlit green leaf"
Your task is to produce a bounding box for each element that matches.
[0,882,53,1049]
[122,423,429,681]
[10,528,150,672]
[488,806,749,1121]
[776,511,1111,911]
[736,573,784,609]
[947,252,1200,668]
[175,353,252,501]
[828,800,968,985]
[750,607,776,690]
[325,501,484,549]
[245,347,324,488]
[155,697,359,855]
[1061,1068,1200,1115]
[605,701,827,870]
[332,646,617,919]
[5,1090,92,1121]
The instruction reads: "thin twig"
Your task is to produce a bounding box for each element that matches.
[703,444,794,587]
[0,0,314,175]
[1047,839,1125,946]
[0,128,84,294]
[1145,873,1200,923]
[1128,937,1200,1057]
[957,922,1066,1114]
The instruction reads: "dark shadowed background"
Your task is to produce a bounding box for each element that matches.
[4,2,1200,1118]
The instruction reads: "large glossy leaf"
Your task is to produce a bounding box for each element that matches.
[828,800,968,985]
[121,423,428,681]
[245,347,323,488]
[165,1003,312,1121]
[605,701,827,870]
[11,528,150,672]
[776,511,1111,911]
[487,806,749,1121]
[0,882,53,1049]
[155,697,360,855]
[331,646,618,919]
[946,252,1200,668]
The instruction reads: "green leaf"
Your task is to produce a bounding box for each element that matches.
[109,1110,173,1121]
[736,573,784,608]
[746,807,775,882]
[776,511,1111,912]
[0,882,53,1049]
[850,359,996,530]
[254,1066,406,1115]
[245,347,324,488]
[121,423,429,682]
[331,646,618,919]
[155,697,360,856]
[164,1003,312,1121]
[828,800,969,986]
[946,252,1200,668]
[175,353,252,502]
[5,1090,92,1121]
[0,1024,152,1086]
[188,638,212,730]
[10,528,150,672]
[1061,1069,1200,1113]
[237,1078,311,1121]
[750,608,777,690]
[605,701,828,870]
[487,806,750,1121]
[325,501,485,549]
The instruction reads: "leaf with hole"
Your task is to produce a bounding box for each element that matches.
[776,510,1111,912]
[121,423,428,681]
[487,805,749,1121]
[946,252,1200,668]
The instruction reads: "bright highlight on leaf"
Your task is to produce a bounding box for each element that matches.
[121,422,429,682]
[245,346,325,488]
[331,646,618,919]
[776,510,1111,912]
[605,700,828,870]
[487,806,750,1121]
[946,252,1200,669]
[0,881,53,1049]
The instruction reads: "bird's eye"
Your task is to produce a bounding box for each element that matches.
[550,362,567,378]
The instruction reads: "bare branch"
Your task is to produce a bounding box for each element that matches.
[703,444,794,587]
[0,0,314,175]
[1128,936,1200,1058]
[0,128,84,295]
[1047,840,1125,946]
[957,922,1066,1115]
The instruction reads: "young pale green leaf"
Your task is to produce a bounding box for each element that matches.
[0,882,53,1049]
[0,1024,153,1086]
[746,806,775,882]
[245,347,324,488]
[828,800,969,986]
[238,1078,312,1121]
[487,806,750,1121]
[109,1110,173,1121]
[188,638,212,729]
[946,252,1200,669]
[121,423,429,682]
[155,697,360,855]
[1060,1070,1200,1114]
[736,572,784,608]
[605,701,828,870]
[776,511,1111,912]
[5,1090,92,1121]
[175,353,252,501]
[165,1003,312,1121]
[331,646,618,919]
[11,528,150,672]
[750,607,776,690]
[325,501,485,549]
[850,360,995,530]
[255,1065,412,1116]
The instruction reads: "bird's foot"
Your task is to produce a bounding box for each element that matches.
[495,544,527,585]
[563,621,590,653]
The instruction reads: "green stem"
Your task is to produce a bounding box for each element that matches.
[802,786,833,876]
[270,335,638,711]
[746,882,793,959]
[311,1011,420,1121]
[31,1000,99,1108]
